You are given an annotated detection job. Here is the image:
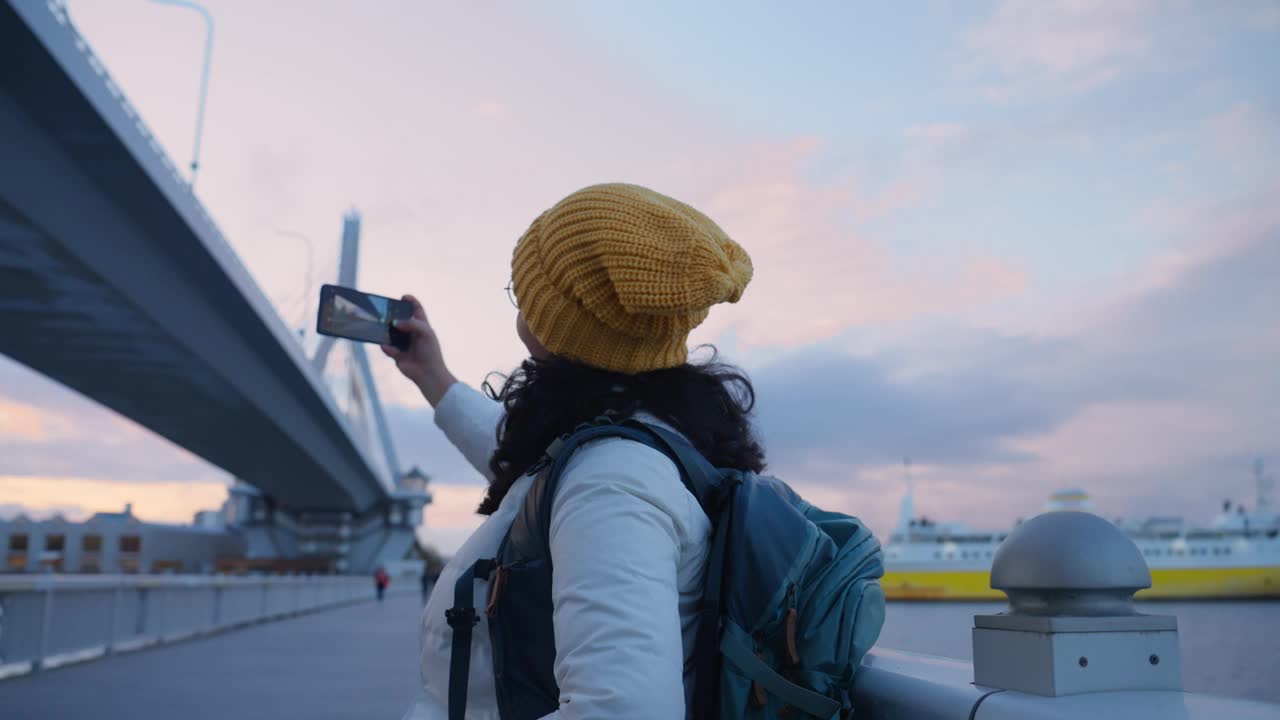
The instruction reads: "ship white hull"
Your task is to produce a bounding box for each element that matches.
[881,465,1280,600]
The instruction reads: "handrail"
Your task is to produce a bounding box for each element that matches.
[852,647,1280,719]
[0,574,401,679]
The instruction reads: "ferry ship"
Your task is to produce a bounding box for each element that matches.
[881,460,1280,600]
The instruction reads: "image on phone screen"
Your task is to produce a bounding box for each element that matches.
[316,284,412,349]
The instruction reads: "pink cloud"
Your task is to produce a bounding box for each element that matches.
[1255,3,1280,30]
[904,123,974,153]
[60,3,1034,401]
[1208,101,1280,178]
[1011,401,1232,482]
[1117,179,1280,305]
[966,0,1160,96]
[0,399,48,441]
[952,257,1029,305]
[470,101,509,120]
[999,393,1277,522]
[676,137,1030,350]
[416,483,488,554]
[0,360,229,487]
[785,459,1058,542]
[0,476,228,525]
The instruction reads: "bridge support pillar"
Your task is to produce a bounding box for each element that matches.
[226,481,430,574]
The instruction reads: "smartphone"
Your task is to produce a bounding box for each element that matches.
[316,284,413,351]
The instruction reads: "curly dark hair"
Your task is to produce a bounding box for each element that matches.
[476,348,766,515]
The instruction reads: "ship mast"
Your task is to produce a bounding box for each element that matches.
[895,457,916,536]
[1256,458,1274,511]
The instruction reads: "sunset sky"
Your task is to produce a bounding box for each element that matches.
[2,0,1278,554]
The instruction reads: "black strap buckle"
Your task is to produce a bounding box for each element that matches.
[445,607,478,628]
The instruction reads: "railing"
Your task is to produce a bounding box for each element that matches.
[852,510,1280,720]
[852,648,994,719]
[0,574,391,678]
[851,647,1280,719]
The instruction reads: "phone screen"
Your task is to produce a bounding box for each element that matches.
[316,284,413,349]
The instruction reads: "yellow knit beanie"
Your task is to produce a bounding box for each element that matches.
[511,183,753,374]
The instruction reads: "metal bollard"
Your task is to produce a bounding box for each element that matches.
[972,512,1181,696]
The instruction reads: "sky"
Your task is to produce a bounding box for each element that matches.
[1,0,1278,554]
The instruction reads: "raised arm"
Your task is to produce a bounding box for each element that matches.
[432,382,502,481]
[381,294,501,480]
[380,294,458,407]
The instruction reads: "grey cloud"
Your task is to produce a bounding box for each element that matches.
[747,229,1280,487]
[748,329,1181,473]
[383,402,489,487]
[749,344,1043,469]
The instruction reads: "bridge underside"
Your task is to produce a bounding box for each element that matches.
[0,1,388,513]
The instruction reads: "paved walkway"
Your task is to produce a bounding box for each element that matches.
[0,592,427,719]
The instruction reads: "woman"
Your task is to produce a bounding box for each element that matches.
[386,183,759,719]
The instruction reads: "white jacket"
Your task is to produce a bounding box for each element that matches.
[411,382,711,720]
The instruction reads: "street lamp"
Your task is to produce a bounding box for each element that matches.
[149,0,213,189]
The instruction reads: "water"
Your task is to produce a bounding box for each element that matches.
[878,601,1280,703]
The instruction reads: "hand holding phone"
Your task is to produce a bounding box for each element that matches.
[376,293,459,407]
[316,284,414,350]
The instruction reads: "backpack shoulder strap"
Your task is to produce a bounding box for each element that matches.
[527,421,665,553]
[498,418,736,720]
[617,419,725,511]
[504,419,721,555]
[539,418,737,720]
[445,557,495,720]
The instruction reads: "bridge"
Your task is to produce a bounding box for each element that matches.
[0,0,425,571]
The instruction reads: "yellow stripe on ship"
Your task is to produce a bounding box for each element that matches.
[881,566,1280,600]
[880,570,1003,600]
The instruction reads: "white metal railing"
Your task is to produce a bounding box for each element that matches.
[852,648,998,719]
[0,574,394,679]
[851,647,1280,719]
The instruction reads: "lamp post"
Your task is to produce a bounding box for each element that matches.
[149,0,213,189]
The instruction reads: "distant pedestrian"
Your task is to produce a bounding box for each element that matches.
[374,566,390,602]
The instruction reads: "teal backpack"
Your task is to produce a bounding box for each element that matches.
[447,418,886,720]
